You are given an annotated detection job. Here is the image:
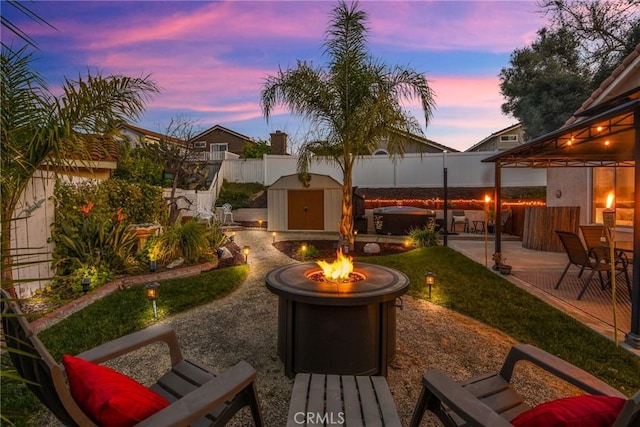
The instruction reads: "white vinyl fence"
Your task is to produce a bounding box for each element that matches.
[223,152,546,188]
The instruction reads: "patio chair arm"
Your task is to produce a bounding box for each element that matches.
[75,325,183,366]
[136,360,258,427]
[499,344,625,397]
[421,368,512,427]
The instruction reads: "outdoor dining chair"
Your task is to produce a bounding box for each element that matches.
[1,289,264,427]
[555,230,629,300]
[580,224,630,267]
[409,343,639,427]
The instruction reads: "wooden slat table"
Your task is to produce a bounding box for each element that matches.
[287,373,401,426]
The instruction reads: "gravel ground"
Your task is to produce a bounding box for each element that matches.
[41,229,578,426]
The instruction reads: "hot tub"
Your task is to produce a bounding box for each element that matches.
[373,206,435,235]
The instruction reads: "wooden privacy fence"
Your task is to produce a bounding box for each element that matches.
[522,206,580,252]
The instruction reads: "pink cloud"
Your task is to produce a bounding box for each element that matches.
[367,1,543,53]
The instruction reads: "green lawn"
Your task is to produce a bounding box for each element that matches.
[3,246,639,426]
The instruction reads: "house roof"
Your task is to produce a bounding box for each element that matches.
[390,128,459,152]
[190,124,253,142]
[483,44,640,168]
[118,123,166,141]
[465,123,522,152]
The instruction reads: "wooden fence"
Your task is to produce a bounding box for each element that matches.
[522,206,580,252]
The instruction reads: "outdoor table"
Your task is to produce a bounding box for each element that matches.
[287,373,401,427]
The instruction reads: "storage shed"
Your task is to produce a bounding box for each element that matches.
[268,173,342,232]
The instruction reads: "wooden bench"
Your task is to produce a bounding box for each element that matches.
[287,373,401,426]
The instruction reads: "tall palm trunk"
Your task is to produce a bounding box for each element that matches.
[340,166,354,247]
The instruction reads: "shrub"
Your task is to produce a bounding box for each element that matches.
[216,180,265,208]
[297,244,319,260]
[157,220,211,264]
[408,225,440,247]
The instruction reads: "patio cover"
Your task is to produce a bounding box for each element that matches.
[482,89,640,349]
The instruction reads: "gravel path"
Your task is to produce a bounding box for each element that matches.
[43,229,577,426]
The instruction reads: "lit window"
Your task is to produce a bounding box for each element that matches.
[592,167,634,227]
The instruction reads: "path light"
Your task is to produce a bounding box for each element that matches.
[81,277,91,294]
[272,231,277,243]
[243,246,251,263]
[258,219,263,229]
[149,259,157,273]
[301,244,307,261]
[424,272,436,299]
[230,231,236,242]
[144,282,160,319]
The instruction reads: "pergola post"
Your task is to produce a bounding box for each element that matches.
[624,107,640,349]
[494,160,502,268]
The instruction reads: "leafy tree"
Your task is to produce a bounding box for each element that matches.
[261,1,435,246]
[1,46,158,294]
[500,0,640,139]
[113,140,166,186]
[499,28,592,139]
[243,139,271,158]
[537,0,640,76]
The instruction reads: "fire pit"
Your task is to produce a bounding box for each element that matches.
[265,258,409,378]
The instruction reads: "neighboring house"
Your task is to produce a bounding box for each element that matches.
[465,123,524,152]
[372,129,457,155]
[117,123,168,147]
[189,124,254,161]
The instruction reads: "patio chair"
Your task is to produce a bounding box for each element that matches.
[580,224,630,266]
[1,289,264,427]
[450,210,468,233]
[196,205,216,227]
[221,203,234,224]
[409,343,639,427]
[555,230,627,300]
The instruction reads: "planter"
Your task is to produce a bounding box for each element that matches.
[498,265,512,275]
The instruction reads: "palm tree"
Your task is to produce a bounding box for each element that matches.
[1,46,159,295]
[261,0,435,246]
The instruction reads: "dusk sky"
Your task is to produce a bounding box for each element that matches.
[2,1,547,152]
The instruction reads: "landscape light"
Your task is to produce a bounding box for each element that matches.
[144,282,160,318]
[424,272,436,299]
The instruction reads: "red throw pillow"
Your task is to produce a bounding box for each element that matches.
[62,354,170,426]
[511,394,626,427]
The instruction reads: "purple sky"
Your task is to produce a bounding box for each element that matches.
[2,1,546,151]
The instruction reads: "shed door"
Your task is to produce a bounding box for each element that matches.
[288,190,324,230]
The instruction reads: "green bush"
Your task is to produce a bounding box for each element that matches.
[408,225,440,247]
[216,180,265,208]
[297,244,319,260]
[52,203,138,290]
[113,141,165,186]
[157,220,211,264]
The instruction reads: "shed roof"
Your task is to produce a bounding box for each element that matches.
[269,173,342,190]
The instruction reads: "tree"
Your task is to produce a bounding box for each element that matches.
[537,0,640,76]
[500,0,640,139]
[154,116,211,224]
[499,28,592,139]
[1,46,158,294]
[261,1,435,246]
[243,139,271,158]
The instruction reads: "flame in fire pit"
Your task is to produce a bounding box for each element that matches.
[317,248,354,282]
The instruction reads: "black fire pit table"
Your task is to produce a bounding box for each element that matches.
[265,262,409,378]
